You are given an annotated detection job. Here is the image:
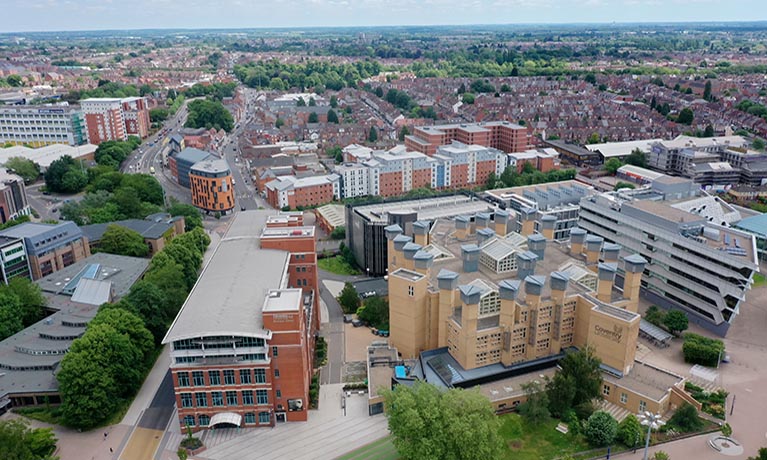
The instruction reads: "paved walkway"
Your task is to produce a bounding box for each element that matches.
[196,384,389,460]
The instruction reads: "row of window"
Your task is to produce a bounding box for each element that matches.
[180,389,271,408]
[182,411,270,427]
[177,368,278,387]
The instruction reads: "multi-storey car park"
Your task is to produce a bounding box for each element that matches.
[577,178,759,335]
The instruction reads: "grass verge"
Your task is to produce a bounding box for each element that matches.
[318,255,361,276]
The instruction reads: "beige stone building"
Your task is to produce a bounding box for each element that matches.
[384,213,699,417]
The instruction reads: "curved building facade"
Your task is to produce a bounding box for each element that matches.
[189,159,235,215]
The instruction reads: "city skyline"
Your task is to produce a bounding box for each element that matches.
[3,0,766,33]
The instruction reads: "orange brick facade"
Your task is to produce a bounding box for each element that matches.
[406,122,531,155]
[190,172,235,214]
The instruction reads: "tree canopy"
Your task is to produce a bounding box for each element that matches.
[98,224,150,257]
[5,157,40,183]
[356,295,388,329]
[185,99,234,132]
[94,138,140,169]
[167,201,203,231]
[0,278,47,341]
[0,419,58,460]
[605,158,623,175]
[337,282,360,314]
[546,346,603,417]
[382,383,503,460]
[663,310,689,335]
[44,155,88,194]
[584,411,618,447]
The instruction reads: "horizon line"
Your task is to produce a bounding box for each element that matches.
[3,19,767,36]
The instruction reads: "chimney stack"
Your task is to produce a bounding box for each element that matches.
[597,262,617,302]
[412,220,430,247]
[477,227,495,246]
[541,214,557,240]
[524,275,545,308]
[455,215,470,240]
[602,243,621,263]
[494,210,511,237]
[585,235,604,265]
[437,269,460,347]
[402,242,422,271]
[622,254,648,312]
[519,207,537,236]
[516,251,538,280]
[461,244,480,273]
[550,271,570,305]
[475,212,491,229]
[413,250,434,275]
[570,227,587,255]
[527,233,547,261]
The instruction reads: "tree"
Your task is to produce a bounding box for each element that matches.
[368,126,378,143]
[605,158,623,175]
[296,97,306,107]
[653,451,670,460]
[309,97,317,107]
[125,280,170,343]
[382,383,503,460]
[462,93,475,104]
[625,149,648,168]
[682,333,724,367]
[308,112,319,123]
[327,109,339,124]
[457,83,466,94]
[398,125,410,141]
[99,224,150,257]
[330,95,338,108]
[703,80,713,101]
[585,73,597,84]
[6,75,22,87]
[519,381,550,425]
[668,403,703,432]
[337,282,360,314]
[357,295,388,329]
[168,201,203,231]
[748,447,767,460]
[587,132,601,144]
[5,157,40,183]
[5,277,46,327]
[89,307,154,360]
[753,138,765,151]
[614,181,636,191]
[0,291,22,341]
[703,125,715,138]
[327,146,343,163]
[676,108,694,125]
[617,414,644,447]
[0,419,58,460]
[185,99,234,132]
[275,118,285,128]
[149,108,170,123]
[45,155,87,193]
[721,422,732,438]
[546,347,603,417]
[330,226,345,240]
[663,310,689,335]
[500,83,511,93]
[584,411,618,447]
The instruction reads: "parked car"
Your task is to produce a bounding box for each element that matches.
[351,319,363,327]
[343,315,353,324]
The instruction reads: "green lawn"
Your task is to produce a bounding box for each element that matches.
[753,272,766,287]
[499,413,590,460]
[337,437,399,460]
[318,256,361,276]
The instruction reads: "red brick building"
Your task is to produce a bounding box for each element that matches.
[163,211,320,432]
[265,175,340,210]
[80,97,150,144]
[405,121,532,155]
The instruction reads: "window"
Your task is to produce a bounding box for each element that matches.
[177,372,190,387]
[181,393,193,408]
[259,412,271,424]
[226,391,238,406]
[244,412,256,424]
[195,392,208,407]
[183,415,195,427]
[274,369,280,379]
[256,389,268,405]
[242,390,254,405]
[276,390,282,399]
[602,384,610,396]
[272,346,278,357]
[408,285,414,297]
[208,370,221,386]
[211,391,224,407]
[620,393,628,404]
[639,400,647,412]
[254,368,266,384]
[240,369,252,384]
[198,414,210,426]
[192,371,205,386]
[224,370,235,385]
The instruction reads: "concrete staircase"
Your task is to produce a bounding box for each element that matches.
[598,400,632,422]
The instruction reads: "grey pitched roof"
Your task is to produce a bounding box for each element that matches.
[80,219,175,242]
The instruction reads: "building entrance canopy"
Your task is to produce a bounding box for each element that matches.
[209,412,242,428]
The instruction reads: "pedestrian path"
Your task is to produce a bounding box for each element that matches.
[197,389,388,460]
[201,427,257,449]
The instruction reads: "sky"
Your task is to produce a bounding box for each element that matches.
[3,0,767,33]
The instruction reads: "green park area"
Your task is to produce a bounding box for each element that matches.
[318,255,361,276]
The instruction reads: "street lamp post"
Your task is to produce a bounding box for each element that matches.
[638,411,665,460]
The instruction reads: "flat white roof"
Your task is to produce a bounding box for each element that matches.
[0,144,97,169]
[586,139,663,158]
